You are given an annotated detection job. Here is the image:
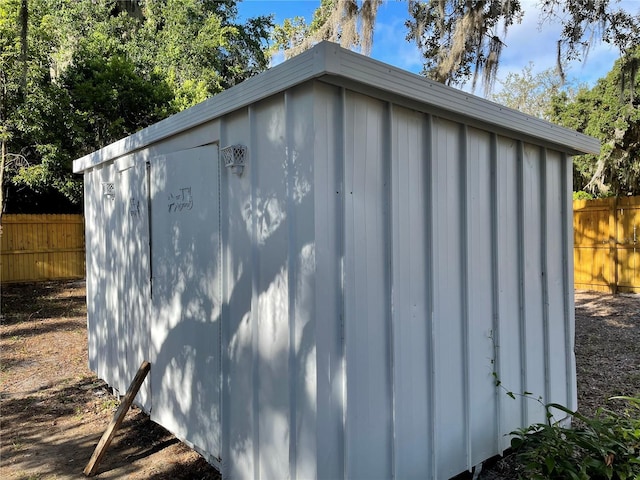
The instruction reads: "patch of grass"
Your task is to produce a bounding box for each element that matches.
[99,397,119,412]
[12,439,26,451]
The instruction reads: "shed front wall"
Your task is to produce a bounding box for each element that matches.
[82,79,576,480]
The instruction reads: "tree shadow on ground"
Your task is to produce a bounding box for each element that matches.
[1,281,87,324]
[1,280,222,480]
[1,374,221,479]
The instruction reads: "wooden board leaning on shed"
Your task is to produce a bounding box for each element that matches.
[84,361,150,477]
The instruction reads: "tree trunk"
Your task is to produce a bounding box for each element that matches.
[0,140,5,216]
[20,0,28,92]
[0,65,6,217]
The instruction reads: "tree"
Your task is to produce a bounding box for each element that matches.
[272,0,381,58]
[406,0,521,92]
[131,0,272,102]
[276,0,639,92]
[0,0,272,213]
[488,63,584,120]
[550,47,640,196]
[1,0,65,211]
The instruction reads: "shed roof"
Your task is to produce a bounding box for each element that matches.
[73,41,599,173]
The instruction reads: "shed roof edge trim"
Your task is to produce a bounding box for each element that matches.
[330,46,599,155]
[73,41,599,172]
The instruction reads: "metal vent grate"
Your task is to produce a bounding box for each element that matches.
[221,145,247,176]
[102,182,115,200]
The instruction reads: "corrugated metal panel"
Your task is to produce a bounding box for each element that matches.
[390,105,434,478]
[343,91,393,479]
[116,159,152,411]
[83,172,98,374]
[494,136,525,450]
[219,108,255,479]
[521,144,547,427]
[312,83,346,480]
[545,151,574,414]
[285,88,318,480]
[87,163,120,390]
[465,127,499,467]
[252,94,292,479]
[431,117,467,478]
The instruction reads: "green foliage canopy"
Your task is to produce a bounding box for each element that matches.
[550,48,640,197]
[0,0,272,212]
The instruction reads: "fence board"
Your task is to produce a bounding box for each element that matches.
[1,214,85,284]
[573,196,640,293]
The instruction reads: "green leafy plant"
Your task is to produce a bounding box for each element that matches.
[573,190,594,200]
[510,396,640,480]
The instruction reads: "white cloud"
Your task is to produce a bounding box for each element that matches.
[497,0,637,87]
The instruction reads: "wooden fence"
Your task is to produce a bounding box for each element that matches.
[574,196,640,293]
[1,203,638,292]
[1,214,85,284]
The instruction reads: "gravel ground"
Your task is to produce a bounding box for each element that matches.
[474,290,640,480]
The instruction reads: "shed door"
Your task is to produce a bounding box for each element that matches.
[149,144,222,461]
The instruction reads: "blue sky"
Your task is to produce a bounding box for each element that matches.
[238,0,639,96]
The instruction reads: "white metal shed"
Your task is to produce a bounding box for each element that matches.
[74,41,599,479]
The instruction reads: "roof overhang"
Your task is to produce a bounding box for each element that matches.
[73,41,599,173]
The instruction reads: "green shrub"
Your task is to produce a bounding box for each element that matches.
[573,190,595,200]
[510,397,640,480]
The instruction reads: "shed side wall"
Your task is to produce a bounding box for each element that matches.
[312,83,576,479]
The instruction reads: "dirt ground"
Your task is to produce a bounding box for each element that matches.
[0,281,220,480]
[1,281,638,480]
